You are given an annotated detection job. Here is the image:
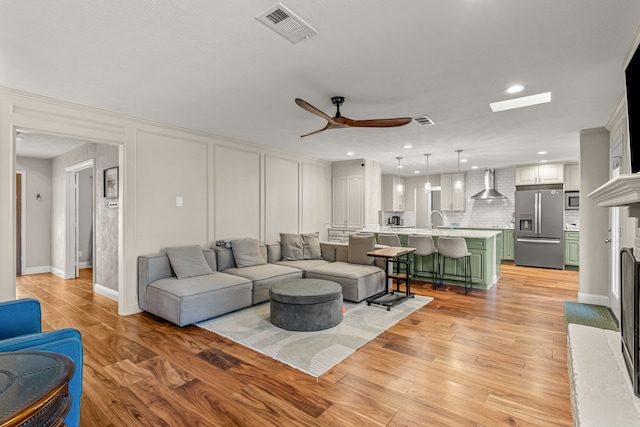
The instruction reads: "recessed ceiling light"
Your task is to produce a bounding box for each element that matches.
[414,170,420,174]
[490,92,551,112]
[540,159,548,163]
[538,151,547,155]
[506,84,524,94]
[461,159,468,163]
[471,166,478,169]
[346,152,354,156]
[404,144,413,149]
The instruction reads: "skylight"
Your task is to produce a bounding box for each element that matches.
[490,92,551,112]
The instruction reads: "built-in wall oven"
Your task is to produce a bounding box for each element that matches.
[565,191,579,210]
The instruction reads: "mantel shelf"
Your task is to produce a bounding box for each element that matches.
[588,174,640,209]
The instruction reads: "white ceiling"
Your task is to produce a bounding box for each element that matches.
[3,1,640,175]
[16,133,88,159]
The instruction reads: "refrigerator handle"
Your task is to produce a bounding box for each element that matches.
[538,192,542,235]
[533,193,536,234]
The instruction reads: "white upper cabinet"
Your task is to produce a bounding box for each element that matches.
[332,175,363,228]
[564,163,580,191]
[440,173,465,211]
[515,164,564,185]
[382,175,406,211]
[331,159,381,227]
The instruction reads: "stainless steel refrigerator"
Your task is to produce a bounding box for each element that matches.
[514,186,564,269]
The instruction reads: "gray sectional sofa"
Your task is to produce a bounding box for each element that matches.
[137,234,387,327]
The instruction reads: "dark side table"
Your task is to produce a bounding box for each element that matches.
[0,351,74,427]
[366,246,416,310]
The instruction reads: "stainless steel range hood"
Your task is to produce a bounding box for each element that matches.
[471,169,506,200]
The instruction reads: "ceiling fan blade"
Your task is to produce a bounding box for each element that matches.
[301,124,331,138]
[295,98,335,123]
[342,117,413,128]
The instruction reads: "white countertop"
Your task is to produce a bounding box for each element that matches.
[372,227,501,239]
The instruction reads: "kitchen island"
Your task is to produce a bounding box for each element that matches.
[367,228,502,290]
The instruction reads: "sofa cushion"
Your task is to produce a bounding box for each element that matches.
[146,272,252,326]
[280,233,304,260]
[274,259,331,274]
[231,238,266,268]
[302,232,322,259]
[222,264,303,305]
[347,234,375,265]
[165,245,214,279]
[306,262,385,302]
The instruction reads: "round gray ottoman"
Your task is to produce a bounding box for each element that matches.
[269,279,343,331]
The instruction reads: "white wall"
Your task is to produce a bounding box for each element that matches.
[579,127,611,303]
[15,157,51,272]
[0,86,331,314]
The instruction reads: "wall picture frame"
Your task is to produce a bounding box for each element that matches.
[104,166,118,198]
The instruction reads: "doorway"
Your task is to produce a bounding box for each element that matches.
[609,138,623,321]
[65,160,94,280]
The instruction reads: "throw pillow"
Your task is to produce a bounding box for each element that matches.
[280,233,304,261]
[347,234,375,265]
[165,245,214,280]
[231,238,266,268]
[302,232,322,260]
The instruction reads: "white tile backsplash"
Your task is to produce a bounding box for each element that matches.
[565,210,580,228]
[444,168,516,228]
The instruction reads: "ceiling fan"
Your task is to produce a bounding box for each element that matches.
[295,96,412,137]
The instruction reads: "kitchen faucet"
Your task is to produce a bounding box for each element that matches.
[429,210,443,230]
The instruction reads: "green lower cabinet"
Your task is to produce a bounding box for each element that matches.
[564,231,579,270]
[503,229,514,261]
[412,236,497,289]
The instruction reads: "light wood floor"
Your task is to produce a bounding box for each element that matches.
[16,265,578,426]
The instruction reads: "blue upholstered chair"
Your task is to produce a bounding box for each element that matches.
[0,298,83,427]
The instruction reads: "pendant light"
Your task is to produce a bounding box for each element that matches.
[396,156,404,196]
[454,149,463,193]
[424,153,432,193]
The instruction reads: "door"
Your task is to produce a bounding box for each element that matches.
[332,177,347,227]
[16,173,22,276]
[610,140,623,321]
[538,189,564,238]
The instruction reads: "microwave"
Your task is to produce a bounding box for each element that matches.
[565,191,579,210]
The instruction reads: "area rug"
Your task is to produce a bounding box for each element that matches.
[564,301,619,331]
[196,295,432,378]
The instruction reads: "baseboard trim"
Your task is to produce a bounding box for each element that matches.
[50,266,65,278]
[94,283,118,302]
[577,292,609,306]
[24,266,51,275]
[78,261,92,268]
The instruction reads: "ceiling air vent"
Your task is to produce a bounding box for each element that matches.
[413,115,435,126]
[256,3,318,44]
